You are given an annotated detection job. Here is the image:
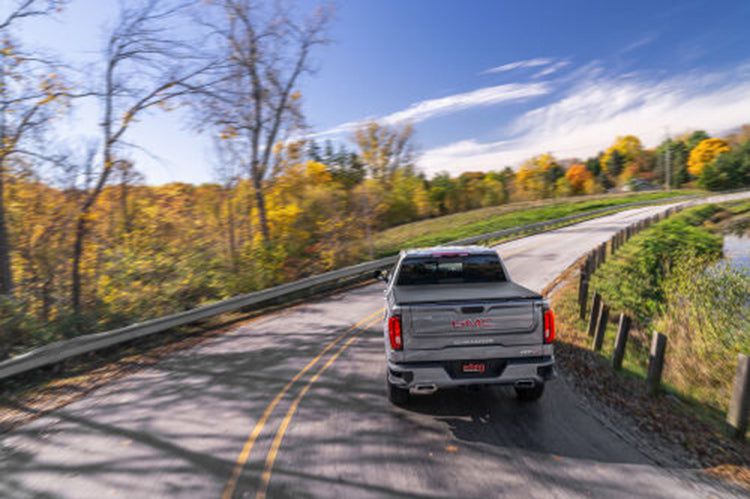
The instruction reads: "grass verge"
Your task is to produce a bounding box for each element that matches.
[374,190,699,256]
[551,201,750,489]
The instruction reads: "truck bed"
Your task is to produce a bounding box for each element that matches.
[392,280,541,305]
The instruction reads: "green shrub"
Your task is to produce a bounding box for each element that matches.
[591,205,722,323]
[655,258,750,409]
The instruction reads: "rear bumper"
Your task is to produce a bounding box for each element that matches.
[387,355,555,391]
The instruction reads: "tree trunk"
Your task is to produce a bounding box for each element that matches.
[227,192,238,271]
[252,175,270,242]
[0,160,13,297]
[71,214,86,317]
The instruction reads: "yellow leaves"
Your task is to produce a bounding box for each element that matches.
[219,125,238,140]
[601,135,643,173]
[517,153,559,197]
[290,90,302,101]
[304,160,332,184]
[688,138,729,176]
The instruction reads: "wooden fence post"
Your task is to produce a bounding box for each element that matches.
[612,313,631,370]
[578,275,589,320]
[727,354,750,440]
[647,333,667,395]
[592,303,609,351]
[587,292,602,337]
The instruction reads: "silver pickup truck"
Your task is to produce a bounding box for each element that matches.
[377,246,555,405]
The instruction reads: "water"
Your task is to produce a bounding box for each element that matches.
[722,233,750,270]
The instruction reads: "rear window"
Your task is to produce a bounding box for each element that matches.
[396,254,507,285]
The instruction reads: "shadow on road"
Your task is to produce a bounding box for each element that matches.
[1,285,743,498]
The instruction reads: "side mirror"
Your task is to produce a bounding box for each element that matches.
[374,269,389,283]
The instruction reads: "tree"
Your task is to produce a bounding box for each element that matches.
[353,121,415,183]
[71,0,209,318]
[687,138,730,177]
[655,138,689,187]
[601,135,643,180]
[685,130,709,150]
[0,0,68,297]
[565,163,594,194]
[194,0,331,242]
[516,153,561,199]
[726,124,750,147]
[698,141,750,191]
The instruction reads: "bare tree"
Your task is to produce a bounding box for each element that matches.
[70,0,210,317]
[0,0,68,297]
[193,0,331,242]
[353,121,416,183]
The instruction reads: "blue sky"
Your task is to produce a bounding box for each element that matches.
[8,0,750,183]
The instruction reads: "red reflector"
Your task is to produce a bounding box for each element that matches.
[388,316,403,351]
[543,309,555,344]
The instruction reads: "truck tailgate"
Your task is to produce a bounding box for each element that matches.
[402,300,541,350]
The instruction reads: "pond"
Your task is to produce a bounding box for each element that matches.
[723,233,750,270]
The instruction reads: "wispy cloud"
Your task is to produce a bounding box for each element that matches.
[419,65,750,175]
[311,82,550,138]
[482,57,554,75]
[621,33,659,54]
[533,60,570,78]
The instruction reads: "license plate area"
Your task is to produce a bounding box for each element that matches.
[446,360,507,379]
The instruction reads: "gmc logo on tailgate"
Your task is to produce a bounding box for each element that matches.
[451,318,492,330]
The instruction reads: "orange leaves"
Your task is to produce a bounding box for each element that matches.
[564,163,593,193]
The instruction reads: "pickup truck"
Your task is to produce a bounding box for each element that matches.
[377,246,555,405]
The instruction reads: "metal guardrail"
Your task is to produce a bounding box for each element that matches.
[0,193,701,381]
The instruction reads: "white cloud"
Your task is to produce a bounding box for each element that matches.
[482,57,555,75]
[310,82,550,138]
[533,60,570,78]
[419,66,750,176]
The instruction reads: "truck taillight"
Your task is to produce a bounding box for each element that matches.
[543,309,555,344]
[388,316,403,351]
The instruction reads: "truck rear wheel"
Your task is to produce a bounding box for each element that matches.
[386,378,410,406]
[514,382,544,401]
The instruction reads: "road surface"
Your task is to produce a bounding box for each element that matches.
[2,193,748,498]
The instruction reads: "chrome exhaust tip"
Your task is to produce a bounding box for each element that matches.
[514,379,536,389]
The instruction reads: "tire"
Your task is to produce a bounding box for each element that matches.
[386,378,410,406]
[514,382,545,402]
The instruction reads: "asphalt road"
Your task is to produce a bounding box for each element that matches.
[2,193,749,498]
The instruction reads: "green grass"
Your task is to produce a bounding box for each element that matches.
[373,190,700,256]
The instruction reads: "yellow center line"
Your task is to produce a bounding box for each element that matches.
[221,307,384,499]
[255,314,381,499]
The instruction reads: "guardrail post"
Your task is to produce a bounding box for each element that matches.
[599,243,606,265]
[587,292,602,337]
[727,354,750,440]
[612,313,631,370]
[647,332,667,395]
[592,303,609,351]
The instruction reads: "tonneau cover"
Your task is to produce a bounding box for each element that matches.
[392,281,541,304]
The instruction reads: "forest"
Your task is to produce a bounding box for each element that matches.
[2,1,750,357]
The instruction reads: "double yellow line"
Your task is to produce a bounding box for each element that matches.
[221,307,384,499]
